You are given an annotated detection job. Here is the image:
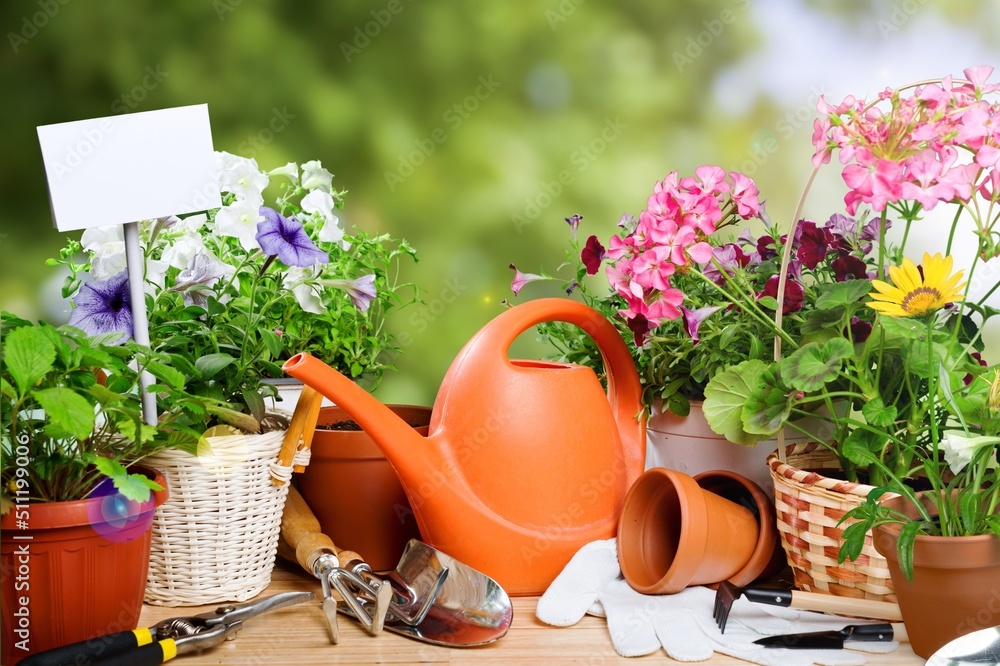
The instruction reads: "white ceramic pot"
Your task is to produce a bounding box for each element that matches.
[261,378,334,411]
[645,400,835,494]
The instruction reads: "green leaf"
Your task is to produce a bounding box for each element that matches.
[3,326,56,396]
[702,360,768,446]
[207,405,260,434]
[195,353,236,380]
[113,472,160,503]
[838,520,870,563]
[779,338,853,392]
[862,398,897,427]
[815,280,871,310]
[33,387,95,440]
[146,361,185,390]
[897,521,925,581]
[742,367,794,435]
[841,429,881,466]
[260,329,284,359]
[960,492,980,535]
[242,387,266,423]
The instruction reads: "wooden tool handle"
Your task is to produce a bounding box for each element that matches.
[293,386,324,473]
[281,485,364,573]
[789,590,903,621]
[272,386,324,485]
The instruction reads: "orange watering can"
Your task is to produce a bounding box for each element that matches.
[282,298,645,595]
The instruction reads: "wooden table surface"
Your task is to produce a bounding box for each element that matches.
[137,561,924,665]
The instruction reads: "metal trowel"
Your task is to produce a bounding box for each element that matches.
[279,485,513,646]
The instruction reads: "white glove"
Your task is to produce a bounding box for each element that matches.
[536,540,898,666]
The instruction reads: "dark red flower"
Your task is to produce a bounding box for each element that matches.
[756,235,778,261]
[626,314,652,347]
[758,275,804,314]
[847,316,872,343]
[964,351,989,385]
[581,235,607,275]
[796,220,833,269]
[832,255,870,281]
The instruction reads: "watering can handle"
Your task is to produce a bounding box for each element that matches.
[474,298,645,483]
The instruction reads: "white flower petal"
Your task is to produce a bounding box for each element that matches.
[81,225,124,253]
[90,242,127,279]
[269,162,300,183]
[301,160,334,192]
[214,200,264,252]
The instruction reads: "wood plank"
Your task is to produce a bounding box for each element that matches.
[137,562,924,664]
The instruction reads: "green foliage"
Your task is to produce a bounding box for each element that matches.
[779,338,853,392]
[701,360,768,446]
[1,313,213,506]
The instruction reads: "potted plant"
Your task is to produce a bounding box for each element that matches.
[509,170,862,490]
[51,151,420,604]
[702,65,1000,608]
[0,314,209,664]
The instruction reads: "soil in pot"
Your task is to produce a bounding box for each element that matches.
[296,405,429,572]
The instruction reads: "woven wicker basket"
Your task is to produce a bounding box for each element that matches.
[144,428,293,606]
[767,442,896,602]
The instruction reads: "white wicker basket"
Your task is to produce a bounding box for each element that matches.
[144,427,300,605]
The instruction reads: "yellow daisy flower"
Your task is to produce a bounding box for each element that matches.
[868,253,966,318]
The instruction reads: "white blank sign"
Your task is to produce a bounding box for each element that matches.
[37,104,222,232]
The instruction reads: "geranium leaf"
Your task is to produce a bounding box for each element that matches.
[195,353,236,380]
[780,338,853,392]
[862,398,897,427]
[841,429,880,467]
[742,367,794,435]
[702,359,768,446]
[113,471,159,503]
[3,325,56,396]
[815,280,871,310]
[34,387,95,440]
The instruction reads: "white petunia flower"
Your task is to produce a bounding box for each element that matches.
[300,190,344,244]
[269,162,300,183]
[90,241,127,279]
[80,225,124,252]
[161,232,208,270]
[145,259,169,294]
[940,432,1000,474]
[285,266,327,314]
[214,200,264,252]
[218,153,268,208]
[301,160,334,193]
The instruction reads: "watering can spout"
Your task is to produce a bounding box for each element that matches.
[282,353,427,477]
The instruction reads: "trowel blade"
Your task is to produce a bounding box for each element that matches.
[337,539,513,647]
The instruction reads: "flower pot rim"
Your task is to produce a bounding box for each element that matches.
[0,465,168,531]
[873,491,1000,550]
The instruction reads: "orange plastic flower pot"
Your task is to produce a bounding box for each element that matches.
[617,467,758,594]
[1,467,168,665]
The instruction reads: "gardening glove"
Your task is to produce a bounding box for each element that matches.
[537,539,898,666]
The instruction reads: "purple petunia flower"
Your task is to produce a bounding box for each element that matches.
[509,263,548,296]
[68,270,133,343]
[256,207,329,267]
[329,274,377,312]
[680,305,721,343]
[565,214,583,240]
[796,220,834,269]
[832,255,870,282]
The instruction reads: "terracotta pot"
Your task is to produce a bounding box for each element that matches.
[691,469,786,586]
[295,405,429,572]
[873,492,1000,659]
[0,467,168,665]
[617,467,760,593]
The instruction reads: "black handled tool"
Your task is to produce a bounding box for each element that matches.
[754,622,908,649]
[20,591,313,666]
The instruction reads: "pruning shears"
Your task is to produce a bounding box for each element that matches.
[20,591,314,666]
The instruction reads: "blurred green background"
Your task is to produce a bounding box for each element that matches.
[2,0,998,405]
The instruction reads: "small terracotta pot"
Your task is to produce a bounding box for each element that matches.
[0,467,168,665]
[873,492,1000,659]
[295,405,429,572]
[617,467,760,593]
[692,469,786,586]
